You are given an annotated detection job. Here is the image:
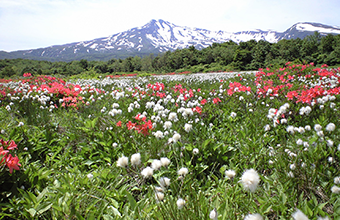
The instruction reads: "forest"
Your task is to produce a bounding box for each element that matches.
[0,32,339,78]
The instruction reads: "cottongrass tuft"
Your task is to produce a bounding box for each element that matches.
[192,148,199,155]
[172,133,181,142]
[117,156,128,168]
[292,209,309,220]
[151,159,162,170]
[331,185,340,194]
[155,192,164,202]
[241,169,260,192]
[160,157,171,167]
[325,123,336,132]
[244,213,263,220]
[178,167,189,176]
[176,198,186,209]
[130,153,141,167]
[209,208,218,220]
[141,166,153,178]
[225,169,236,179]
[159,177,171,188]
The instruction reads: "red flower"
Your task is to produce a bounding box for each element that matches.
[126,121,136,130]
[0,147,9,165]
[116,121,122,127]
[200,99,207,105]
[7,140,17,150]
[213,98,221,104]
[193,106,202,114]
[6,154,21,174]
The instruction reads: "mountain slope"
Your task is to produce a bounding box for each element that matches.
[1,20,340,61]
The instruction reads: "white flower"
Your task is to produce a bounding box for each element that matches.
[155,192,164,201]
[117,156,128,168]
[178,167,189,176]
[225,169,236,179]
[230,112,237,118]
[163,121,172,130]
[334,176,340,184]
[209,208,218,220]
[244,213,263,220]
[286,126,295,134]
[292,209,309,220]
[290,164,296,170]
[326,123,336,132]
[172,133,181,142]
[314,124,322,132]
[151,159,162,170]
[141,166,153,178]
[159,177,171,188]
[154,130,164,139]
[317,217,329,220]
[18,122,24,127]
[87,173,94,179]
[112,142,118,148]
[176,198,186,209]
[192,148,199,155]
[160,157,171,167]
[327,140,334,147]
[288,171,294,178]
[240,169,260,192]
[305,125,311,131]
[168,112,178,121]
[130,153,141,167]
[184,123,192,132]
[264,124,270,131]
[296,139,303,145]
[331,185,340,193]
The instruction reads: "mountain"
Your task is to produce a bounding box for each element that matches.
[1,20,340,61]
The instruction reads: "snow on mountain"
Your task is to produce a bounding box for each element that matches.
[295,22,340,34]
[3,19,340,61]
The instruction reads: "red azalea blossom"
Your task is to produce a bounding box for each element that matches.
[6,154,21,174]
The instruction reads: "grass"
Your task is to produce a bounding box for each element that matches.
[0,62,339,219]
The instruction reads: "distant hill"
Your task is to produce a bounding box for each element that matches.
[1,20,340,61]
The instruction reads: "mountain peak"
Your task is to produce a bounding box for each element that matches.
[2,20,340,61]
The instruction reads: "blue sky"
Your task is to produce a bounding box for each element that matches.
[0,0,339,52]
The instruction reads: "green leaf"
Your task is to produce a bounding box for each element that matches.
[27,208,37,217]
[36,203,53,215]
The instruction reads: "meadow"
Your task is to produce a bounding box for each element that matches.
[0,62,339,219]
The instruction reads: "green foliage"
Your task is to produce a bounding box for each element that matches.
[1,34,340,78]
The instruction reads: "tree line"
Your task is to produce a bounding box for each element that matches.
[1,32,339,78]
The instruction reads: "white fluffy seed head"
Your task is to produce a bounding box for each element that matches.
[240,169,260,192]
[331,185,340,194]
[225,169,236,179]
[155,192,164,201]
[292,209,309,220]
[159,177,171,188]
[141,166,153,178]
[244,213,263,220]
[209,208,218,220]
[151,159,162,170]
[130,153,141,167]
[160,157,171,167]
[178,167,189,176]
[117,156,128,168]
[176,198,186,209]
[326,123,336,132]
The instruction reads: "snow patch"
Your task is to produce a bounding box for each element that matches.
[296,23,340,34]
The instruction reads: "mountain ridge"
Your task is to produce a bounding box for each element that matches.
[1,19,340,61]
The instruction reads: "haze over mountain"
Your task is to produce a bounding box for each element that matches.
[1,19,340,61]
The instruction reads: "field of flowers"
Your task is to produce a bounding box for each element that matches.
[0,62,340,219]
